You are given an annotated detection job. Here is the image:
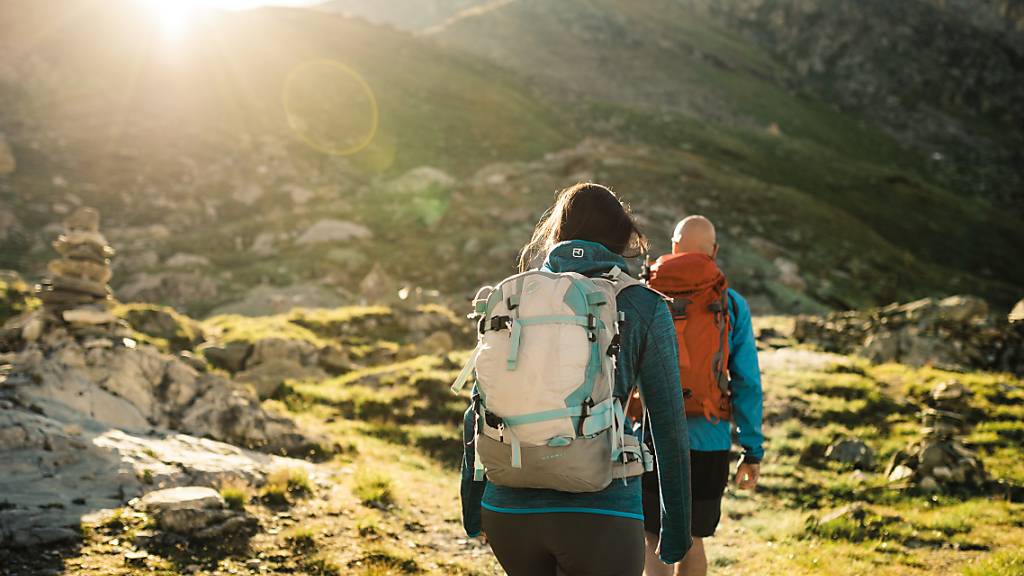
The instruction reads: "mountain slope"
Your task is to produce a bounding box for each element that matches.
[0,0,1020,317]
[419,0,1024,302]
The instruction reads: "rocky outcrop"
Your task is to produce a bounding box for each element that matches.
[2,333,322,453]
[794,295,1024,375]
[0,404,309,547]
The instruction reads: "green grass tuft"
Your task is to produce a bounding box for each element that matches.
[353,469,394,508]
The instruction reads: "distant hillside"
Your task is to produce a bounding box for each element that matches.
[0,0,1021,318]
[318,0,490,30]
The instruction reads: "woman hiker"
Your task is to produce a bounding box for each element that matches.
[457,183,692,575]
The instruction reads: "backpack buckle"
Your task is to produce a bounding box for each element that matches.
[489,315,512,331]
[577,398,595,436]
[670,297,691,319]
[606,333,621,357]
[484,410,505,430]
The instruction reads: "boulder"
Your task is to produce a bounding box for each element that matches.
[119,305,204,351]
[825,437,875,470]
[359,263,399,304]
[318,345,353,374]
[283,184,315,205]
[232,183,264,206]
[296,219,373,245]
[235,358,325,398]
[199,340,252,373]
[135,485,256,538]
[773,256,807,292]
[937,295,989,324]
[385,166,456,195]
[208,284,349,317]
[165,253,211,269]
[418,330,455,356]
[250,232,277,256]
[247,337,318,368]
[139,486,223,515]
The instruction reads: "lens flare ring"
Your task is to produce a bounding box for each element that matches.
[282,59,379,156]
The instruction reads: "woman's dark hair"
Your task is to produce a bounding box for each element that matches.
[518,182,648,271]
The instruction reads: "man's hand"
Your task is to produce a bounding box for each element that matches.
[735,462,760,490]
[475,532,488,545]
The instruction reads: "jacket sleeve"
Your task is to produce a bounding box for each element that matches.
[638,301,693,563]
[728,291,765,461]
[460,399,486,537]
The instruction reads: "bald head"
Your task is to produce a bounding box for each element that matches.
[671,215,717,256]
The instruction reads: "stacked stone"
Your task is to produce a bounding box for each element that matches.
[885,381,986,494]
[35,207,120,337]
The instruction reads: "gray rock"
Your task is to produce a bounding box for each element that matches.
[199,341,252,373]
[295,219,372,245]
[139,486,223,514]
[318,345,353,374]
[137,486,255,538]
[825,437,875,470]
[165,253,211,269]
[235,358,324,398]
[1010,299,1024,323]
[247,337,318,368]
[120,305,203,351]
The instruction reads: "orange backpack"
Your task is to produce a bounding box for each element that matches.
[627,252,732,422]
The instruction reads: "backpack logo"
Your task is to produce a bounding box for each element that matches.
[572,248,584,258]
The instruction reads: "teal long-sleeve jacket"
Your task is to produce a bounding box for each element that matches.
[459,240,693,564]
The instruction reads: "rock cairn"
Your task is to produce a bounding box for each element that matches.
[34,207,121,338]
[885,381,986,493]
[794,295,1024,375]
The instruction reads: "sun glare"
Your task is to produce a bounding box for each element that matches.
[139,0,195,43]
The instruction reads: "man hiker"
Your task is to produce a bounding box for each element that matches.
[635,215,764,576]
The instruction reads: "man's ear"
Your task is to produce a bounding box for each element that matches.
[711,244,719,259]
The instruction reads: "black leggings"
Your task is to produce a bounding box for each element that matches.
[482,509,645,576]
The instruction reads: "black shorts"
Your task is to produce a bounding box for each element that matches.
[642,450,731,538]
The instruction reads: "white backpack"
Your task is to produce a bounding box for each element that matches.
[452,266,652,492]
